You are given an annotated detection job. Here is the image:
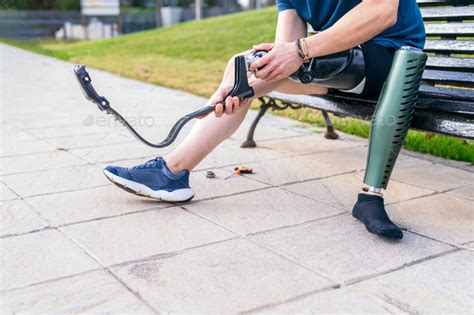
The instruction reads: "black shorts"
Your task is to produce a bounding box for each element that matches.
[331,42,396,98]
[359,42,396,97]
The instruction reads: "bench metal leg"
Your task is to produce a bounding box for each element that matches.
[241,97,303,148]
[241,98,272,148]
[321,110,339,139]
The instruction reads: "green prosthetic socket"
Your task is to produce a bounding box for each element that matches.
[364,47,427,190]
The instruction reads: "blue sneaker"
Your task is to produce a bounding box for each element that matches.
[103,157,194,202]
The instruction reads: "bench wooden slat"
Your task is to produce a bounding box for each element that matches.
[266,91,474,139]
[269,87,474,115]
[420,84,474,105]
[267,92,375,119]
[259,1,474,142]
[424,40,474,54]
[425,23,474,37]
[421,7,474,21]
[426,56,474,71]
[422,69,474,87]
[410,111,474,138]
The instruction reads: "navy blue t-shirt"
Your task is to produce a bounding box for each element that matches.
[276,0,425,50]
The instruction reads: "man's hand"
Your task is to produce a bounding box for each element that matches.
[197,86,242,119]
[250,42,302,82]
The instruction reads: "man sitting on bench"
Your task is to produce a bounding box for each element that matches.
[103,0,425,239]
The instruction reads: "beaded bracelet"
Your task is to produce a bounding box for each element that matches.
[294,40,305,63]
[298,38,310,63]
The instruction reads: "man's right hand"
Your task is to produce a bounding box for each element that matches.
[198,86,242,119]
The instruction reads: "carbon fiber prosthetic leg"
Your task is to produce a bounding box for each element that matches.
[363,47,427,190]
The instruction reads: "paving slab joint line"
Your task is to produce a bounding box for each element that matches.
[389,176,471,194]
[459,244,474,252]
[187,185,275,203]
[278,179,357,211]
[204,153,294,169]
[239,284,341,314]
[0,268,103,294]
[180,199,345,240]
[183,188,463,259]
[22,183,109,198]
[66,149,112,165]
[23,122,98,132]
[27,129,117,140]
[92,153,173,166]
[400,150,474,172]
[344,247,461,287]
[0,160,99,177]
[9,112,94,125]
[1,147,60,159]
[16,127,45,142]
[180,197,392,286]
[201,141,344,170]
[95,143,293,169]
[277,169,359,188]
[55,204,177,229]
[47,138,136,151]
[244,239,463,314]
[198,166,275,187]
[246,225,462,295]
[9,188,68,241]
[257,142,368,157]
[0,178,23,200]
[239,132,314,144]
[55,226,161,315]
[384,188,439,206]
[109,236,241,269]
[178,205,244,236]
[178,204,343,284]
[87,142,364,183]
[245,235,343,286]
[20,185,271,234]
[3,192,59,239]
[295,143,369,158]
[241,284,408,314]
[0,226,54,239]
[245,212,348,238]
[347,285,410,314]
[375,184,473,216]
[230,166,359,189]
[406,229,471,250]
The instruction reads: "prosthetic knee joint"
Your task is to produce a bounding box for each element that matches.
[290,47,366,93]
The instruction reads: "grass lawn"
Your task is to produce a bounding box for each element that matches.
[2,7,473,163]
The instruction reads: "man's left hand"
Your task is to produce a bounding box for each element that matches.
[250,42,302,82]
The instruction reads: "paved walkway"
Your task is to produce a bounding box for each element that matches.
[1,44,473,314]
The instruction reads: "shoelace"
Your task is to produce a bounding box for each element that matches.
[132,157,164,170]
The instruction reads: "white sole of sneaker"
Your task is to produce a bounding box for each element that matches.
[103,170,194,202]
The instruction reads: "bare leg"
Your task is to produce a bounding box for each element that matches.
[166,54,327,172]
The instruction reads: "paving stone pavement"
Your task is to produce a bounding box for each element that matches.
[1,44,473,313]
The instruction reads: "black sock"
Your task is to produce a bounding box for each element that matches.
[352,193,403,239]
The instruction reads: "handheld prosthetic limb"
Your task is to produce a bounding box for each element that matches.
[74,55,255,148]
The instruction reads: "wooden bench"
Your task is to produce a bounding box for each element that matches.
[241,0,474,148]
